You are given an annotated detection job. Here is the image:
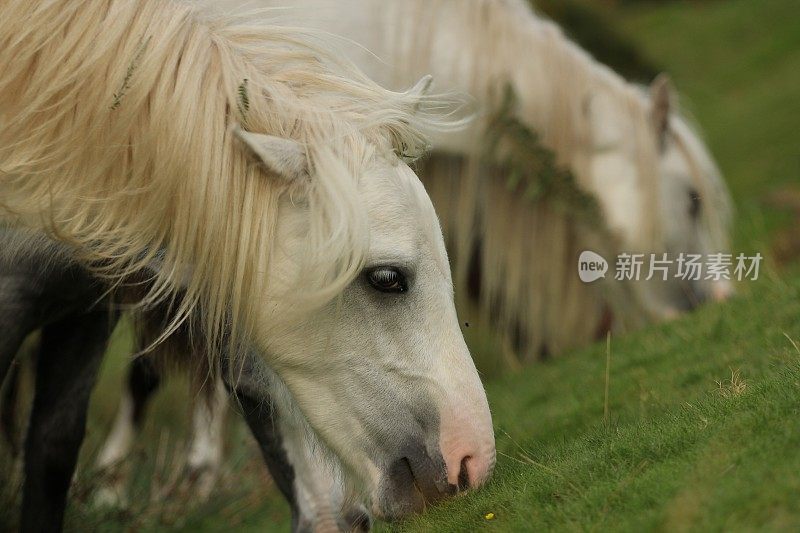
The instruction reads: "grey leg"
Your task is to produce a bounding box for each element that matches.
[20,309,117,533]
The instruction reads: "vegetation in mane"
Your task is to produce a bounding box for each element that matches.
[484,87,602,227]
[0,0,435,358]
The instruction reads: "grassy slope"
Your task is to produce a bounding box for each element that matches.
[3,1,798,531]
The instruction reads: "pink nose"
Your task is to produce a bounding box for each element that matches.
[441,432,496,489]
[435,354,496,491]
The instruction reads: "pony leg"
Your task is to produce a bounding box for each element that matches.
[232,383,305,528]
[21,309,116,533]
[0,340,38,492]
[281,418,371,533]
[96,356,162,468]
[185,376,228,500]
[0,282,39,461]
[0,280,35,385]
[93,355,162,507]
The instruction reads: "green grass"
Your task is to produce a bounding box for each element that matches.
[3,0,800,531]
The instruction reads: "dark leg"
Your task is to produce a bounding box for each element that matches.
[128,355,162,427]
[220,353,301,529]
[21,310,117,533]
[234,385,370,533]
[235,390,297,509]
[0,289,35,387]
[93,355,162,506]
[95,355,162,469]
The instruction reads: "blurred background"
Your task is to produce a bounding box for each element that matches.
[2,0,799,530]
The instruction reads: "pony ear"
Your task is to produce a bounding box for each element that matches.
[406,74,434,111]
[234,126,309,183]
[650,73,674,144]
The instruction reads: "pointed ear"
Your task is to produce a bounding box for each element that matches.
[405,74,434,112]
[234,126,309,183]
[650,73,674,144]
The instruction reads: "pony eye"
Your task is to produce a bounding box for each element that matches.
[688,187,702,219]
[366,267,407,293]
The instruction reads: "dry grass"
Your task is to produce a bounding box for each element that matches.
[715,368,748,399]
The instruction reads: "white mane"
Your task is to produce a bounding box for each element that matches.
[0,0,443,353]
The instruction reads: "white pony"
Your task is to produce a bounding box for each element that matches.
[222,0,734,360]
[0,0,495,527]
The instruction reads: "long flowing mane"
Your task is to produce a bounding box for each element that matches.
[0,0,436,353]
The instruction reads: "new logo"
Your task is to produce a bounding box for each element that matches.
[578,250,608,283]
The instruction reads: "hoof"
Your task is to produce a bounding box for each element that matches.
[91,463,130,509]
[178,463,220,502]
[92,484,129,509]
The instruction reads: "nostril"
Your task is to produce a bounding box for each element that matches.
[457,456,471,491]
[445,448,494,489]
[340,506,372,532]
[440,411,496,490]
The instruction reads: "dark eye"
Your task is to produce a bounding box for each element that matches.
[366,267,407,293]
[688,187,702,219]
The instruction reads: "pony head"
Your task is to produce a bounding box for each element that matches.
[234,119,495,519]
[584,73,733,317]
[650,76,734,310]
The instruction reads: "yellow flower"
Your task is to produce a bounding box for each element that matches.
[484,512,496,520]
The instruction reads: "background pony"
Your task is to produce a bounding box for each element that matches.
[227,0,734,361]
[0,0,495,529]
